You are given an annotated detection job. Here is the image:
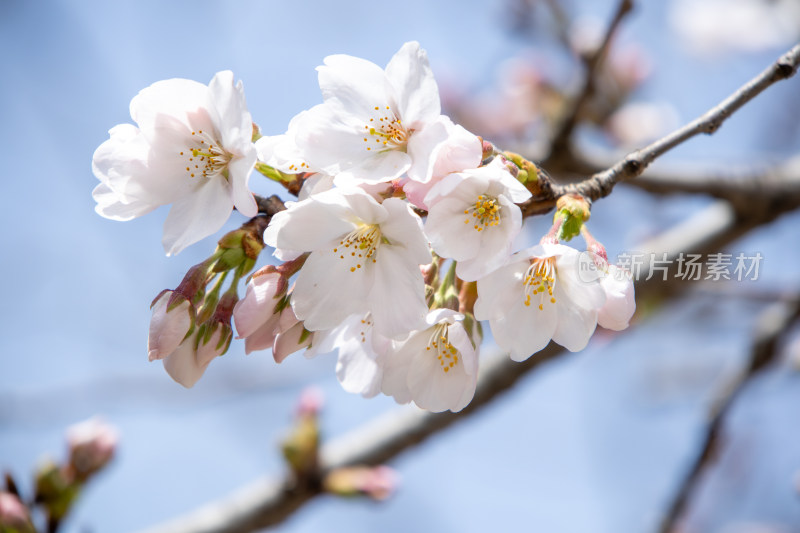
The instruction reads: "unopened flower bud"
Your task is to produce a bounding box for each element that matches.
[281,388,322,480]
[0,492,34,533]
[233,266,288,354]
[148,291,194,362]
[66,417,118,482]
[323,465,399,501]
[212,217,268,273]
[554,194,591,241]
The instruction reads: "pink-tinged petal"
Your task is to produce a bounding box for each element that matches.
[92,183,156,221]
[161,176,233,256]
[369,246,428,338]
[227,146,258,217]
[385,41,440,127]
[379,198,431,265]
[273,321,311,363]
[551,298,598,352]
[598,266,635,331]
[407,116,481,183]
[233,272,282,339]
[207,71,252,150]
[292,249,373,331]
[196,328,227,367]
[162,337,207,388]
[318,54,389,116]
[147,292,193,362]
[263,191,355,253]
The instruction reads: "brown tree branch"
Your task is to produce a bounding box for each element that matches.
[546,0,634,164]
[135,196,791,533]
[521,43,800,216]
[658,298,800,533]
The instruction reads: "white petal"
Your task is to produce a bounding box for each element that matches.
[379,198,432,265]
[551,298,598,352]
[318,54,389,116]
[161,177,232,256]
[227,146,258,217]
[263,190,357,253]
[92,183,156,221]
[207,71,252,151]
[292,249,373,331]
[369,246,428,338]
[598,266,636,330]
[384,42,440,127]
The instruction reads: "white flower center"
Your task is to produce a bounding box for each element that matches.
[463,194,501,232]
[179,129,232,180]
[426,322,459,374]
[362,105,412,152]
[333,223,382,273]
[523,257,558,311]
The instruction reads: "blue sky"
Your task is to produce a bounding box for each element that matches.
[1,1,799,532]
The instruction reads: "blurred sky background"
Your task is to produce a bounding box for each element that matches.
[1,1,800,532]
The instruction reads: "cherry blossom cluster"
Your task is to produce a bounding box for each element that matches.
[92,41,635,413]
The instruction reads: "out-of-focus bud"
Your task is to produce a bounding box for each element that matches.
[0,492,35,533]
[281,388,322,481]
[554,194,591,242]
[148,290,194,362]
[323,465,399,501]
[480,138,495,161]
[34,461,76,524]
[65,417,118,483]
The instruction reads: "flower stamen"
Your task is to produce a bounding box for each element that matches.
[426,323,459,374]
[362,106,412,152]
[180,130,232,180]
[336,223,382,272]
[463,194,501,232]
[523,257,558,310]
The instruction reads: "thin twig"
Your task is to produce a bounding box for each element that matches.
[134,198,776,533]
[658,299,800,533]
[522,43,800,216]
[546,0,634,165]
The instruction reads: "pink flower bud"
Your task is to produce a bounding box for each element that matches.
[148,291,193,362]
[233,267,285,354]
[323,465,399,501]
[296,387,324,418]
[0,492,34,532]
[66,417,119,481]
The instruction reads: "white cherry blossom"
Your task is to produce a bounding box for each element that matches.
[262,41,446,186]
[263,187,431,338]
[424,158,531,280]
[92,71,257,255]
[597,264,635,331]
[474,243,606,360]
[381,308,478,413]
